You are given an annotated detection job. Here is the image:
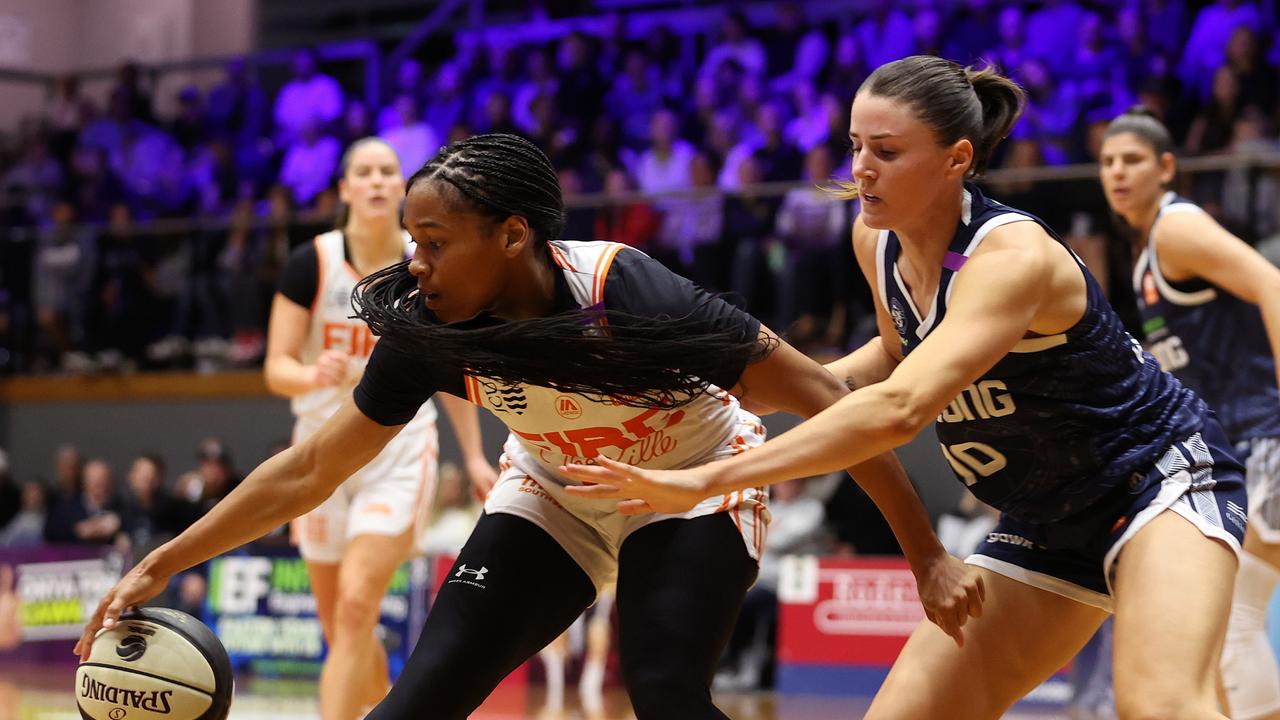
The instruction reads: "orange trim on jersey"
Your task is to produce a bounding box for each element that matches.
[549,243,578,272]
[463,374,482,404]
[591,244,625,306]
[311,236,328,315]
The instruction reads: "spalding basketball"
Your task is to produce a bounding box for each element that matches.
[76,607,233,720]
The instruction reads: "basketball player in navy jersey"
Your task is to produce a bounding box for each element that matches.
[1101,108,1280,720]
[77,133,981,720]
[565,56,1246,719]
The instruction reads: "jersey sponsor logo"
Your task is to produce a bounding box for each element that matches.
[478,380,528,415]
[985,532,1036,549]
[937,380,1016,423]
[517,476,563,509]
[555,395,583,420]
[329,286,353,309]
[513,407,687,465]
[322,321,377,358]
[889,297,907,342]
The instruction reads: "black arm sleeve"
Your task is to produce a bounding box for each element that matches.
[277,241,319,308]
[353,341,468,426]
[602,248,762,389]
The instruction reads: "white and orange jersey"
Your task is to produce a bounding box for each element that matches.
[460,241,746,484]
[292,229,438,438]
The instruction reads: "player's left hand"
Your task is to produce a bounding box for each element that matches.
[464,455,499,502]
[561,456,715,515]
[914,553,985,647]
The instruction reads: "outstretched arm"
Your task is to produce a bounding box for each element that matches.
[76,400,402,658]
[436,392,499,499]
[1156,210,1280,392]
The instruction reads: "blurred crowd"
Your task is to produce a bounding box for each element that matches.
[0,0,1277,376]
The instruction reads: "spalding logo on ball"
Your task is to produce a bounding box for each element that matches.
[76,607,233,720]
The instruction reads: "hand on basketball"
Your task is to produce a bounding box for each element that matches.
[75,563,170,661]
[914,553,985,648]
[465,455,499,501]
[561,456,715,515]
[310,349,351,388]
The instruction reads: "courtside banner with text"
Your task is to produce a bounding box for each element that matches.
[0,546,124,659]
[777,556,1071,706]
[203,549,429,677]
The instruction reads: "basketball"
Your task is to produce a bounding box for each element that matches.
[75,608,233,720]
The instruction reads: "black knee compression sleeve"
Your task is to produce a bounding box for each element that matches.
[367,512,594,720]
[617,513,759,720]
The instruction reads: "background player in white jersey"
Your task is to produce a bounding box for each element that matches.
[78,133,981,720]
[1101,108,1280,719]
[265,137,497,720]
[566,57,1247,720]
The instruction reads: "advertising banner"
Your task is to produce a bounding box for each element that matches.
[203,548,430,678]
[776,556,1070,706]
[0,545,125,662]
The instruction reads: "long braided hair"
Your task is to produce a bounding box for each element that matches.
[353,133,775,408]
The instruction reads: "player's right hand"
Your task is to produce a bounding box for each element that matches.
[310,349,351,388]
[74,563,170,662]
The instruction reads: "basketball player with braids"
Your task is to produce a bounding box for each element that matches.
[565,57,1248,719]
[78,132,981,719]
[265,137,497,720]
[1100,108,1280,720]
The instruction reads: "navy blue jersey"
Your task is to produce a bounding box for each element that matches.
[1133,192,1280,443]
[879,184,1207,523]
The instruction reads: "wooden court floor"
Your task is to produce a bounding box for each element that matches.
[1,663,1075,720]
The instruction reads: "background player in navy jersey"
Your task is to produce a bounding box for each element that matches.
[265,137,497,720]
[565,56,1247,720]
[1101,108,1280,720]
[75,133,981,720]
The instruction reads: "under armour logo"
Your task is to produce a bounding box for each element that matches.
[455,564,488,580]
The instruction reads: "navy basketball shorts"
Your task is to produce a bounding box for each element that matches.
[968,423,1247,611]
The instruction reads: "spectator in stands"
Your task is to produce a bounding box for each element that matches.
[1025,0,1086,76]
[913,7,944,59]
[50,444,83,506]
[375,58,428,134]
[422,63,469,144]
[170,85,207,151]
[174,438,240,522]
[119,454,179,556]
[774,145,846,346]
[656,153,725,281]
[1224,26,1277,116]
[855,0,913,71]
[44,74,83,162]
[942,0,999,66]
[824,32,868,111]
[594,168,661,253]
[273,47,344,147]
[555,31,607,133]
[635,108,696,197]
[43,459,122,545]
[340,101,374,151]
[784,82,834,153]
[607,48,665,151]
[1179,0,1264,100]
[380,95,439,175]
[219,199,270,365]
[32,201,94,372]
[987,6,1030,77]
[1186,64,1244,156]
[1016,58,1081,165]
[750,101,803,183]
[206,58,268,146]
[700,9,767,81]
[0,480,47,548]
[3,135,64,223]
[66,145,121,224]
[512,47,560,138]
[110,61,153,124]
[726,154,781,316]
[91,203,159,369]
[279,118,340,208]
